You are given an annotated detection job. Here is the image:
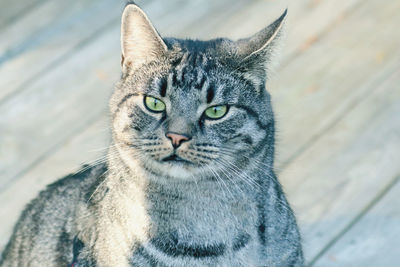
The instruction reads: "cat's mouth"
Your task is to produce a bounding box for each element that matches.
[162,154,193,165]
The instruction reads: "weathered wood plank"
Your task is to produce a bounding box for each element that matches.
[0,0,45,29]
[280,66,400,262]
[203,0,363,63]
[271,0,400,168]
[1,0,81,52]
[173,0,287,39]
[312,175,400,267]
[0,0,124,101]
[0,26,120,189]
[0,119,110,250]
[283,0,362,62]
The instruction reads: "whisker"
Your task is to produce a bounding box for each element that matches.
[216,158,260,190]
[216,161,245,196]
[215,156,293,215]
[206,164,234,199]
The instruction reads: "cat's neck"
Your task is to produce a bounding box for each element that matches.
[104,145,260,232]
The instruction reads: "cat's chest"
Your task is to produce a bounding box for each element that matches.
[132,189,261,265]
[147,186,258,239]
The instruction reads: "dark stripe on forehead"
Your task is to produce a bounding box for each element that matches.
[171,71,178,86]
[187,52,202,66]
[159,76,167,97]
[206,83,215,103]
[202,58,216,73]
[171,52,215,93]
[190,53,198,65]
[170,52,189,87]
[170,54,184,67]
[180,67,186,83]
[195,70,207,90]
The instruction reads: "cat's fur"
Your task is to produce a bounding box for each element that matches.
[0,3,304,267]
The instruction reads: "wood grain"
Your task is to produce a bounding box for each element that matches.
[271,0,400,169]
[0,118,110,250]
[312,175,400,267]
[281,67,400,262]
[0,0,45,29]
[0,0,125,101]
[206,0,364,63]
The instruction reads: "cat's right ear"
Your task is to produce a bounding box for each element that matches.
[120,4,167,73]
[233,9,287,82]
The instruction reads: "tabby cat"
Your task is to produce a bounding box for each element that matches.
[0,3,304,266]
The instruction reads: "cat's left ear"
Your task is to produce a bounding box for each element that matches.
[120,4,167,72]
[234,9,287,80]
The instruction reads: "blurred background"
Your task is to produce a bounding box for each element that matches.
[0,0,399,265]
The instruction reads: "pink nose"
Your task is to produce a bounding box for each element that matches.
[166,132,190,148]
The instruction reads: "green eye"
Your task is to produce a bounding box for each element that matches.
[144,96,166,112]
[204,105,228,120]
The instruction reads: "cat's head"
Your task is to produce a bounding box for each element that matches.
[110,3,286,181]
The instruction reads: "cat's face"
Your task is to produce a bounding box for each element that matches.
[110,4,286,180]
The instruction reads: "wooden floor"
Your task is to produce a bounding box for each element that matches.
[1,0,399,265]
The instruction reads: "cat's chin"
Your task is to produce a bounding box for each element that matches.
[161,154,194,165]
[146,159,200,181]
[115,143,206,181]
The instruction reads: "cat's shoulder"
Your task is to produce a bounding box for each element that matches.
[26,163,107,212]
[45,163,107,195]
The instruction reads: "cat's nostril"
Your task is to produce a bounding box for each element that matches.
[166,132,191,148]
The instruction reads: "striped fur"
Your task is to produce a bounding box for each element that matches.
[0,4,303,267]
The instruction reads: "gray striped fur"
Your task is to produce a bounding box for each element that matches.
[1,3,303,267]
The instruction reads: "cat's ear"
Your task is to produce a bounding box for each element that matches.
[235,9,287,80]
[120,4,167,72]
